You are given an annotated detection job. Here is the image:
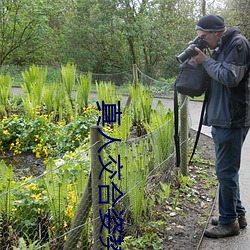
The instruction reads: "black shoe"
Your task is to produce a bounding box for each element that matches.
[211,214,247,229]
[204,222,240,238]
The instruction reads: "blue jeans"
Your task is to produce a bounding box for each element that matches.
[211,126,249,225]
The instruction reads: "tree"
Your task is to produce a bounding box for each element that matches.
[220,0,250,39]
[66,0,200,78]
[0,0,48,65]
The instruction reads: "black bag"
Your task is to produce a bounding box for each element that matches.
[174,58,209,168]
[175,58,208,97]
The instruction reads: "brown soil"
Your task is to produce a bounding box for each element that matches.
[159,130,217,250]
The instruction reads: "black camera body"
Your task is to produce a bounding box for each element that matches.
[176,36,208,63]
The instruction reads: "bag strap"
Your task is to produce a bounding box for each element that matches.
[174,80,180,168]
[188,91,208,164]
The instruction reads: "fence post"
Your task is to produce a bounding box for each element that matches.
[91,125,106,250]
[63,175,92,250]
[133,64,138,86]
[180,94,188,176]
[125,64,138,110]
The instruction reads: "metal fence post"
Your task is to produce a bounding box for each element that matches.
[90,125,106,250]
[180,94,189,176]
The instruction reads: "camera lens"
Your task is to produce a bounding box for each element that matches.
[176,45,198,63]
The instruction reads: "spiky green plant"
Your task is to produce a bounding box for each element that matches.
[107,137,152,226]
[76,72,92,111]
[126,143,149,225]
[129,83,152,126]
[43,159,68,231]
[0,161,14,222]
[21,65,47,118]
[145,100,174,164]
[60,63,76,102]
[43,84,55,114]
[96,81,121,105]
[52,82,73,122]
[0,73,12,117]
[111,109,132,141]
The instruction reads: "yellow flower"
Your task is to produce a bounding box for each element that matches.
[14,149,22,155]
[71,195,76,204]
[12,207,17,212]
[42,147,49,157]
[65,205,74,218]
[3,130,9,135]
[32,193,42,201]
[36,152,41,158]
[26,183,37,191]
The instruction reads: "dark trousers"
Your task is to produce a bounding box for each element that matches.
[211,126,249,225]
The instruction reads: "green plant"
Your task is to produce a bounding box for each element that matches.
[129,83,152,125]
[111,109,132,141]
[21,65,47,118]
[51,81,74,122]
[42,157,89,231]
[107,138,152,226]
[0,73,12,117]
[76,72,92,111]
[145,100,174,164]
[13,233,49,250]
[12,177,49,241]
[122,233,163,249]
[158,182,171,202]
[172,190,180,210]
[43,84,56,114]
[177,172,194,191]
[0,108,98,158]
[43,159,69,224]
[96,81,121,106]
[60,62,76,102]
[0,161,15,222]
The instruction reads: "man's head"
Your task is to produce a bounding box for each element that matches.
[195,15,225,49]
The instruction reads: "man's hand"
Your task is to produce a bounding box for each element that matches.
[192,47,207,64]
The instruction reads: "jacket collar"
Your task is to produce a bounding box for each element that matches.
[212,26,241,58]
[221,26,241,46]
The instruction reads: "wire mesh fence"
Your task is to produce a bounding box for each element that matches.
[0,65,190,249]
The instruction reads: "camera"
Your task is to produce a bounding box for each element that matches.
[176,36,208,64]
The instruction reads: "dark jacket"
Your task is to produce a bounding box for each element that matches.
[203,26,250,128]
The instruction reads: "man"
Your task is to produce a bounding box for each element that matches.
[192,15,250,238]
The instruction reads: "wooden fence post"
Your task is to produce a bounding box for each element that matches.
[63,175,92,250]
[125,64,138,110]
[180,94,188,176]
[90,125,106,250]
[133,63,138,86]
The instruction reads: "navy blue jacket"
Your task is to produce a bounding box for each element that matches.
[203,26,250,128]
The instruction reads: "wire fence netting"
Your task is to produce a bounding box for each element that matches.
[0,67,191,249]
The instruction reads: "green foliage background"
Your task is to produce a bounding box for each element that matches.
[0,0,247,80]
